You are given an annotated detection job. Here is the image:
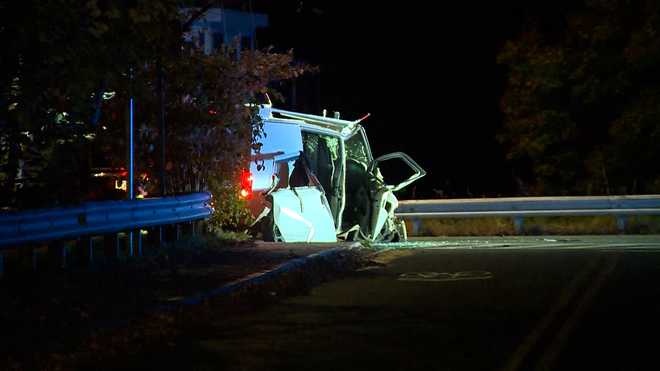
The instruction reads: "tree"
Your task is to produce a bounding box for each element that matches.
[0,0,182,208]
[497,0,660,195]
[0,1,311,231]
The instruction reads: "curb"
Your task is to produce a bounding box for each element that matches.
[160,242,367,310]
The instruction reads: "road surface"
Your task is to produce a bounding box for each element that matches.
[111,235,660,371]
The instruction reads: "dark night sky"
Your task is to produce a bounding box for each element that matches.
[248,1,564,198]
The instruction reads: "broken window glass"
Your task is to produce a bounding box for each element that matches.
[301,132,342,221]
[345,131,369,166]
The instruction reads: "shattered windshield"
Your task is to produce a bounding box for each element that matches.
[345,130,370,166]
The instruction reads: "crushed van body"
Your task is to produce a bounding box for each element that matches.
[246,105,426,243]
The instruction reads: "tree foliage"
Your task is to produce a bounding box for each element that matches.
[498,0,660,195]
[0,1,310,229]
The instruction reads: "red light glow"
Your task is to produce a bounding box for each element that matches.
[239,169,253,199]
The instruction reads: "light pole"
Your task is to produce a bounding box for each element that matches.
[128,66,135,256]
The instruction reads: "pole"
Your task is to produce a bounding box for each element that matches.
[129,67,135,255]
[129,80,135,200]
[158,59,166,196]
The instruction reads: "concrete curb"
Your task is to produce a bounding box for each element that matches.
[159,242,367,310]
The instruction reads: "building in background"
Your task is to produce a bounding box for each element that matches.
[182,7,268,55]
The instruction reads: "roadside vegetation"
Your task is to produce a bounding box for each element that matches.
[412,216,660,236]
[498,0,660,196]
[0,0,310,232]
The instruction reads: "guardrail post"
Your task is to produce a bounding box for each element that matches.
[191,221,196,237]
[128,231,134,257]
[513,216,525,234]
[116,233,122,258]
[104,234,121,259]
[47,241,66,269]
[0,253,4,278]
[159,226,164,248]
[32,248,38,271]
[137,230,143,257]
[61,245,68,269]
[176,224,181,241]
[411,218,422,236]
[88,237,94,263]
[103,234,115,260]
[616,216,628,234]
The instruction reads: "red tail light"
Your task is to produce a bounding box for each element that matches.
[239,169,253,200]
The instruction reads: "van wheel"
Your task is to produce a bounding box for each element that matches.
[250,211,275,242]
[394,218,407,242]
[381,219,406,243]
[260,212,275,242]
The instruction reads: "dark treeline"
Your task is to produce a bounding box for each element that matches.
[497,0,660,195]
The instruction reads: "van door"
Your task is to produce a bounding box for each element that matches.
[341,128,375,238]
[266,154,337,243]
[255,121,337,243]
[250,121,304,192]
[300,131,345,230]
[368,152,426,241]
[270,186,337,242]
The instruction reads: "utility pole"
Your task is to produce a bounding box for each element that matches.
[128,66,135,201]
[158,59,166,196]
[128,65,135,256]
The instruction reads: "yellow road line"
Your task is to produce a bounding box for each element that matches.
[501,257,601,371]
[534,254,619,371]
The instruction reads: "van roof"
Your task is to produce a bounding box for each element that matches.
[258,106,370,136]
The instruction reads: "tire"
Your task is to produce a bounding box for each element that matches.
[260,211,275,241]
[387,218,407,242]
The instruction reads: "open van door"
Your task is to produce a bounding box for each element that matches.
[369,152,426,192]
[367,152,426,241]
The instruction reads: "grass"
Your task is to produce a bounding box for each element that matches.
[409,215,660,236]
[209,228,252,243]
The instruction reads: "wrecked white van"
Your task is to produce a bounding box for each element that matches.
[245,105,425,243]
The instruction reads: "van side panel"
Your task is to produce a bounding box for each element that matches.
[271,187,337,243]
[250,121,303,191]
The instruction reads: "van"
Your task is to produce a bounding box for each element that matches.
[244,105,425,243]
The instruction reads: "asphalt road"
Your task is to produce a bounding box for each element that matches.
[113,235,660,371]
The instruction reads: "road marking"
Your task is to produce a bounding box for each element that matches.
[533,254,619,371]
[397,271,493,282]
[501,257,601,371]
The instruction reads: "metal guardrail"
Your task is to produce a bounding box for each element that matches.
[0,192,213,248]
[396,195,660,234]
